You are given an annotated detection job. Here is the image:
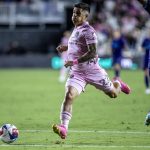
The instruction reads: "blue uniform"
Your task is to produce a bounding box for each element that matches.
[143,0,150,75]
[111,38,125,66]
[144,0,150,14]
[142,38,150,70]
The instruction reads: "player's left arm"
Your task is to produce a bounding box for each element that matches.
[77,28,98,63]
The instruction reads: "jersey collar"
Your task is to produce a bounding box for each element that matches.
[75,21,89,29]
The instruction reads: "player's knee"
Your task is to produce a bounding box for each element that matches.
[66,91,75,101]
[112,93,117,98]
[106,92,117,98]
[109,94,115,98]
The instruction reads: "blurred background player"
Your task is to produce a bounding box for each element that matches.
[137,0,150,125]
[58,31,71,83]
[52,2,131,139]
[111,29,125,79]
[141,30,150,94]
[138,0,150,76]
[138,0,150,126]
[137,0,150,14]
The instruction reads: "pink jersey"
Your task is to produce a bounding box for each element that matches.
[67,21,97,60]
[66,22,112,94]
[67,22,106,73]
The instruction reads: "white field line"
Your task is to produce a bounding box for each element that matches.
[0,130,150,148]
[0,144,150,148]
[20,129,150,135]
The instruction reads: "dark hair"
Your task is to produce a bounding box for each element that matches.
[74,2,90,13]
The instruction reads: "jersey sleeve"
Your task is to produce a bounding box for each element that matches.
[83,28,97,45]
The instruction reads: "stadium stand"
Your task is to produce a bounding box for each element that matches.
[0,0,149,68]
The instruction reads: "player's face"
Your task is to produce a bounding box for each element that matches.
[72,7,87,26]
[113,31,121,39]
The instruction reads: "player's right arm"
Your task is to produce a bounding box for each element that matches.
[77,43,97,63]
[64,43,97,68]
[56,45,68,53]
[77,28,97,63]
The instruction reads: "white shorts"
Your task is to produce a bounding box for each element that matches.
[65,68,114,95]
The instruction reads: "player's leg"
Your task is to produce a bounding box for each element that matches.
[112,57,121,78]
[149,67,150,77]
[60,86,79,129]
[105,78,131,98]
[148,52,150,78]
[144,53,150,124]
[113,77,131,94]
[52,86,79,139]
[87,68,131,98]
[53,73,86,139]
[114,63,121,78]
[105,80,121,98]
[143,53,150,94]
[144,69,150,94]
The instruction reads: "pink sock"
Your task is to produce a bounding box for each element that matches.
[60,111,72,130]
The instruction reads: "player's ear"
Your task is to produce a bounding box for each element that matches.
[85,11,89,18]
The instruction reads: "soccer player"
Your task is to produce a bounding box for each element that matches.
[137,0,150,125]
[141,32,150,94]
[138,0,150,76]
[111,30,125,79]
[52,2,131,139]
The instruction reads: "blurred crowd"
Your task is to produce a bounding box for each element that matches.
[0,0,57,2]
[87,0,150,57]
[0,0,149,57]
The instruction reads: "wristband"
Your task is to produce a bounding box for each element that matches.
[73,59,78,65]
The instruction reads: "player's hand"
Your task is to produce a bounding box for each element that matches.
[56,45,68,53]
[64,61,73,68]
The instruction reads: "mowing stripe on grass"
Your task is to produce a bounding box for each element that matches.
[1,144,150,148]
[20,129,150,135]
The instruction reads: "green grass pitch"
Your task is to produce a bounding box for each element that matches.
[0,69,150,150]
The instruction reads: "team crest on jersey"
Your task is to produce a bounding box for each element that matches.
[69,74,74,78]
[75,31,79,38]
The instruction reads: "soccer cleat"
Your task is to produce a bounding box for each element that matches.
[52,124,67,139]
[118,79,131,94]
[145,113,150,126]
[112,77,131,94]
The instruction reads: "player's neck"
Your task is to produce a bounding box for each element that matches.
[75,21,88,27]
